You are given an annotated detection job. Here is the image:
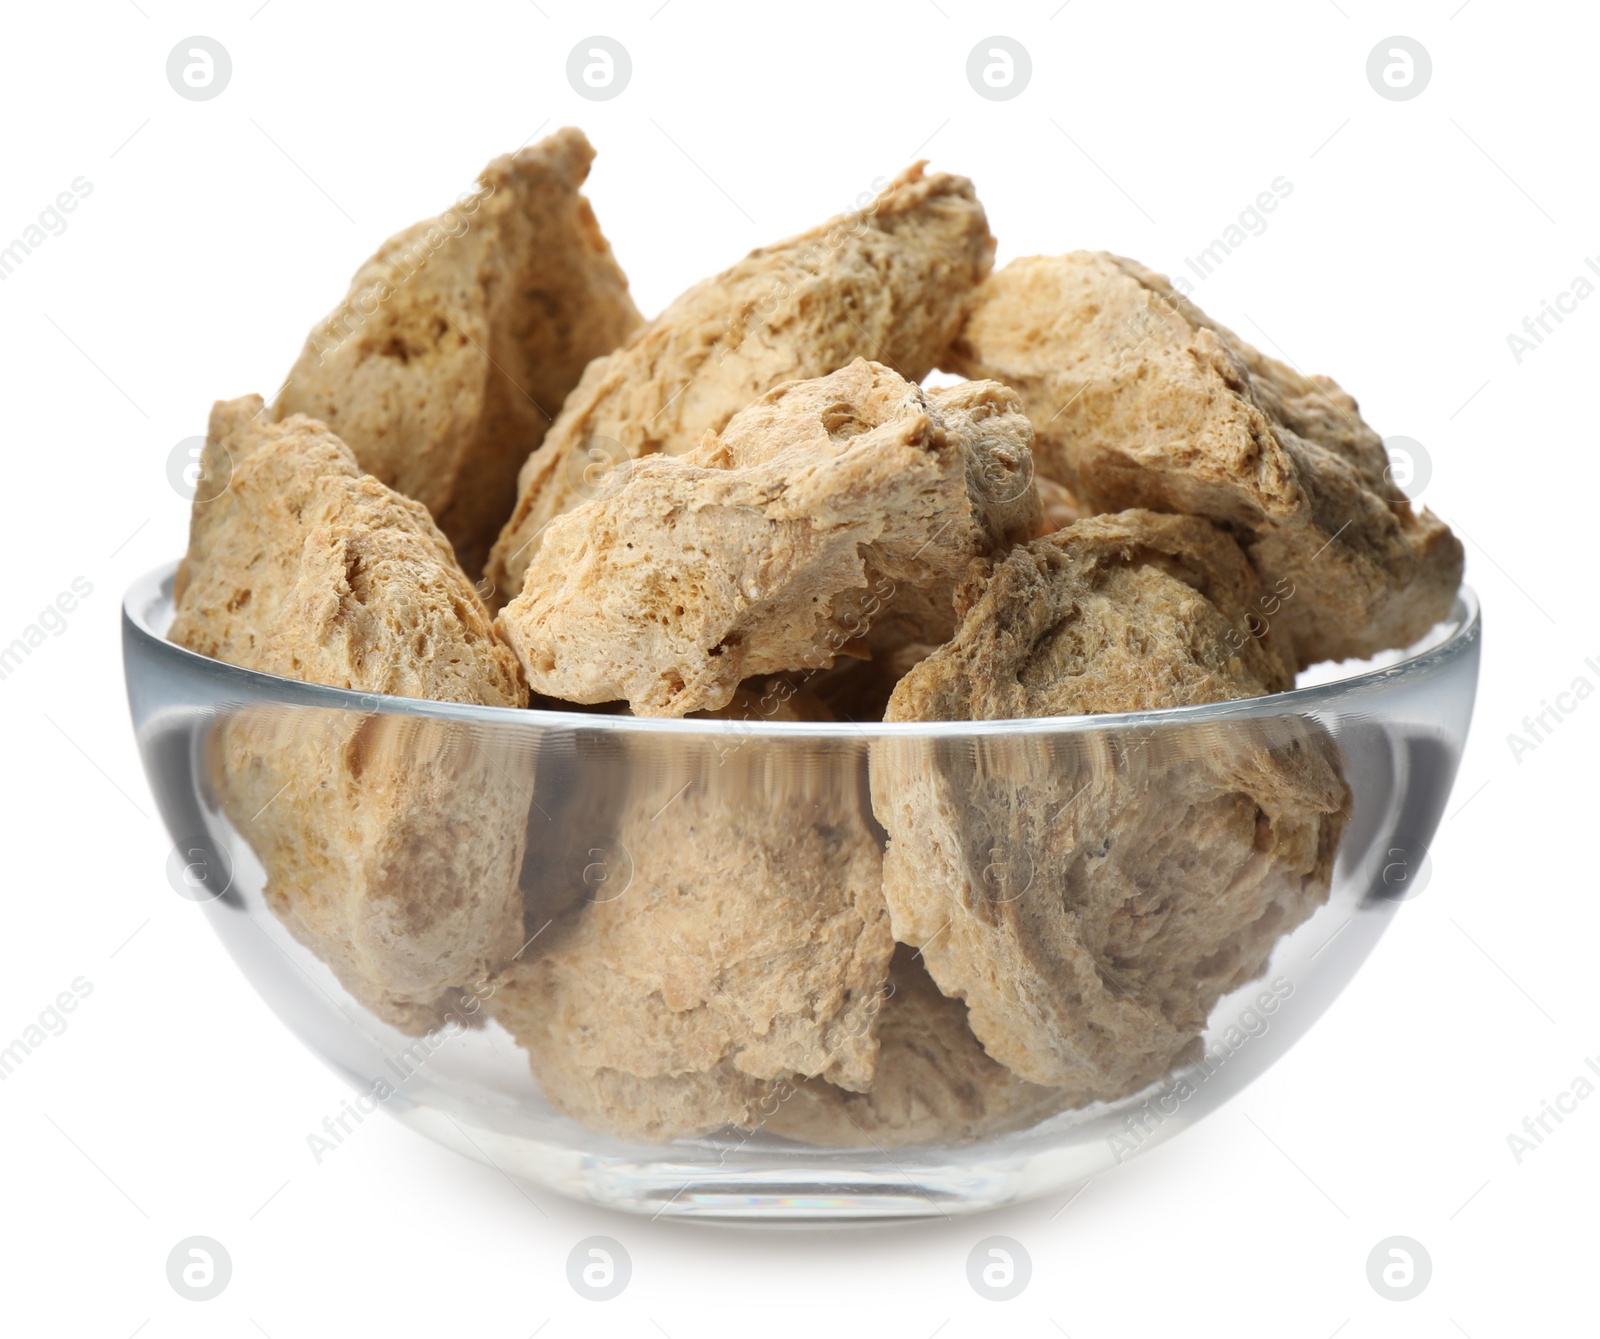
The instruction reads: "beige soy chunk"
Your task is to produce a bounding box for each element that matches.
[945,252,1463,666]
[766,948,1073,1149]
[873,722,1346,1092]
[171,396,529,1032]
[171,396,526,705]
[495,360,1039,717]
[886,511,1294,723]
[489,754,895,1140]
[275,128,641,576]
[485,162,996,600]
[212,709,531,1035]
[874,513,1348,1091]
[496,1044,779,1143]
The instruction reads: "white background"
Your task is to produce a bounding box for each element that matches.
[0,1,1592,1334]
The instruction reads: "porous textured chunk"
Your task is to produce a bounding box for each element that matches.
[944,252,1462,665]
[275,128,640,575]
[495,360,1039,716]
[875,511,1349,1090]
[171,396,526,703]
[495,1045,779,1143]
[485,163,997,600]
[873,722,1347,1092]
[172,395,529,1032]
[886,511,1294,723]
[489,751,895,1140]
[212,709,531,1034]
[766,949,1072,1148]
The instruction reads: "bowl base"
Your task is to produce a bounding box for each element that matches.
[398,1104,1057,1222]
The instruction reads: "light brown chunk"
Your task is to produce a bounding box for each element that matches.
[945,252,1462,665]
[874,512,1348,1090]
[874,722,1347,1092]
[172,396,529,1032]
[495,360,1039,717]
[274,128,641,576]
[492,1046,779,1144]
[488,750,895,1140]
[765,948,1072,1148]
[212,709,530,1034]
[485,163,996,601]
[887,511,1294,723]
[171,396,526,704]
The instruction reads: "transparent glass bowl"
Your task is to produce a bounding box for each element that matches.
[123,563,1480,1221]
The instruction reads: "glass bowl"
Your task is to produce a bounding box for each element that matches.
[122,562,1480,1222]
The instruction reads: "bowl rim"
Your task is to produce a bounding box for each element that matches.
[124,560,1481,738]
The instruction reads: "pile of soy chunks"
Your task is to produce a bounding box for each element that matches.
[172,129,1461,1145]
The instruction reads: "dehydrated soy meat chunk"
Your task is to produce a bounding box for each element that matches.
[873,722,1347,1092]
[171,396,530,1032]
[489,748,894,1139]
[885,510,1294,722]
[875,512,1347,1090]
[212,708,530,1035]
[766,948,1072,1148]
[485,163,996,599]
[945,252,1462,665]
[276,128,640,575]
[171,397,525,702]
[495,360,1039,716]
